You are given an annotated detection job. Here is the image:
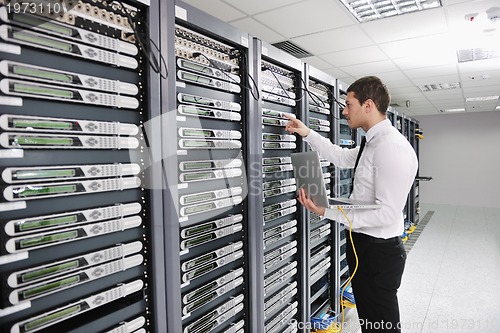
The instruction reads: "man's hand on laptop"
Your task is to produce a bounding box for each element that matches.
[284,114,310,137]
[298,188,326,217]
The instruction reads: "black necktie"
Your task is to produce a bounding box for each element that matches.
[351,136,366,195]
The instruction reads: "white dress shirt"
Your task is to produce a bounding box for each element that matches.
[304,119,418,239]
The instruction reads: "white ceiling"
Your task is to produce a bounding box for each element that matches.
[181,0,500,116]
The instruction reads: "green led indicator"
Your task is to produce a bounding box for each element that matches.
[263,142,280,149]
[183,140,213,148]
[264,212,280,222]
[185,282,215,302]
[263,134,281,140]
[183,129,214,138]
[264,189,280,197]
[19,215,78,232]
[182,72,212,85]
[184,172,212,181]
[21,261,80,283]
[181,60,212,75]
[24,305,81,332]
[184,193,214,204]
[264,204,279,214]
[13,118,73,130]
[182,94,212,105]
[13,64,73,83]
[181,106,212,116]
[185,203,213,215]
[182,161,213,170]
[184,223,214,237]
[187,263,214,280]
[263,118,280,125]
[19,230,78,249]
[263,158,281,165]
[263,110,280,117]
[263,180,282,190]
[185,234,214,248]
[14,82,74,98]
[14,169,76,180]
[14,30,73,52]
[13,13,74,36]
[16,184,77,198]
[22,276,80,299]
[263,166,280,172]
[185,252,216,270]
[14,136,74,146]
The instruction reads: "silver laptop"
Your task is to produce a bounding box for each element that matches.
[290,151,380,209]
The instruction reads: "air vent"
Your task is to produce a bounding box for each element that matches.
[457,48,500,63]
[271,41,312,59]
[418,82,460,92]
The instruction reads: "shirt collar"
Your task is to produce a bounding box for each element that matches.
[365,118,391,143]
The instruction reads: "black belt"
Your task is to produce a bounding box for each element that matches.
[347,231,401,244]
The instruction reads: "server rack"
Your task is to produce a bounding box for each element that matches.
[256,39,304,333]
[333,83,355,302]
[171,2,253,333]
[304,65,337,321]
[0,1,162,332]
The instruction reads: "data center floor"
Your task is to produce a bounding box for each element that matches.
[347,204,500,333]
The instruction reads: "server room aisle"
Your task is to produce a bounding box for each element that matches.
[397,204,500,333]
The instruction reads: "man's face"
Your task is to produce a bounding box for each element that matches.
[342,91,366,129]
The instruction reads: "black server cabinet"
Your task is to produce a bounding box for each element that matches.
[255,39,304,333]
[304,65,337,320]
[0,1,162,332]
[171,2,253,333]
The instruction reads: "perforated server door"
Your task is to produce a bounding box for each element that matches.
[0,1,157,332]
[174,5,250,333]
[305,65,337,321]
[258,41,304,333]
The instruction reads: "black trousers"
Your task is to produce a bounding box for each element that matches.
[345,231,407,333]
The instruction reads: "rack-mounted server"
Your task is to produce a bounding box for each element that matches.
[0,1,156,332]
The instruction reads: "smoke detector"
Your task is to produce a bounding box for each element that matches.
[486,7,500,22]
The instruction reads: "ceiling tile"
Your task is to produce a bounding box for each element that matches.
[392,52,457,70]
[253,0,356,39]
[410,74,461,86]
[229,18,285,43]
[329,74,355,90]
[360,8,448,44]
[222,0,303,15]
[181,0,246,21]
[291,26,373,55]
[320,46,388,67]
[302,56,332,70]
[371,71,409,83]
[339,60,400,77]
[404,65,458,79]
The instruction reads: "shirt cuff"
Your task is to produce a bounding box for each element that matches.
[303,129,321,143]
[323,207,340,221]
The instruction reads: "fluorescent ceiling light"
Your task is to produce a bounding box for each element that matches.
[465,96,499,102]
[339,0,442,22]
[443,108,465,112]
[418,82,460,92]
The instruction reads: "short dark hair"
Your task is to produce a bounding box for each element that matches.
[347,76,390,114]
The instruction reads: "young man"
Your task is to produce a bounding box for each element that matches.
[285,76,418,332]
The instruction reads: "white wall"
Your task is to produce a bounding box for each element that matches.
[415,111,500,208]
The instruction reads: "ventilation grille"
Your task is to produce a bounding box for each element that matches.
[418,82,460,92]
[271,41,312,59]
[457,48,500,63]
